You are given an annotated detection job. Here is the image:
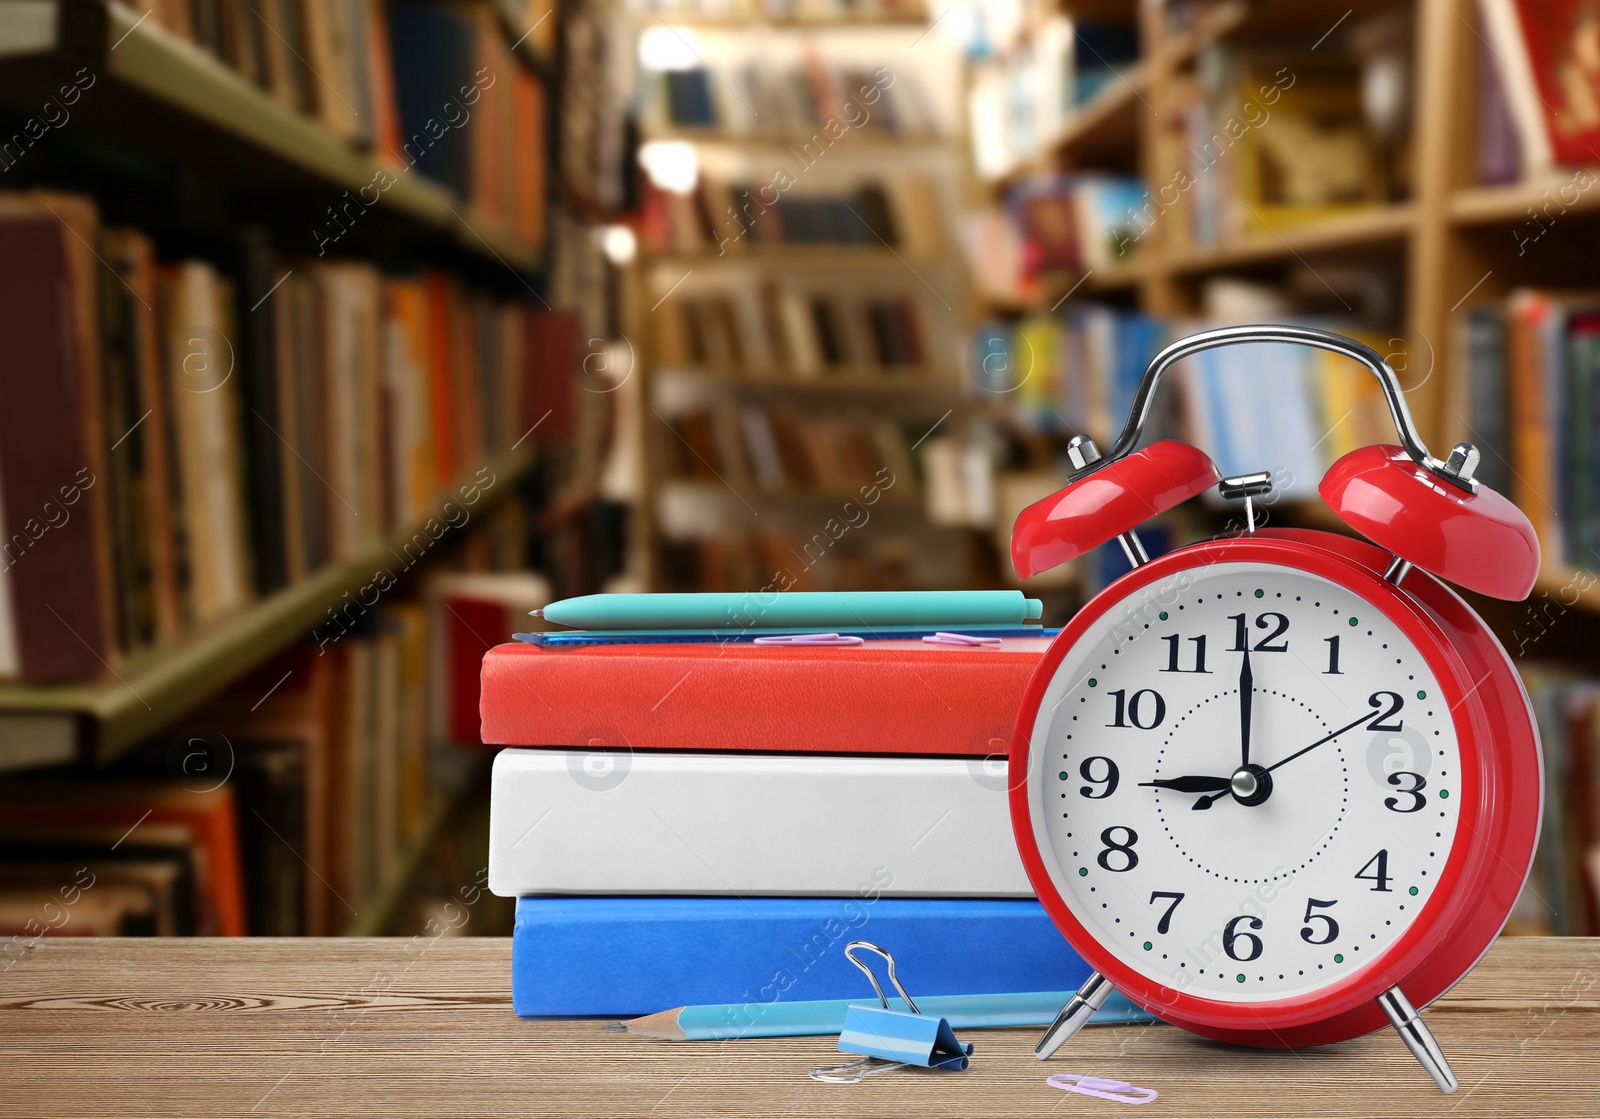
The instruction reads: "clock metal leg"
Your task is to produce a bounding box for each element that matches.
[1378,986,1458,1094]
[1035,971,1113,1060]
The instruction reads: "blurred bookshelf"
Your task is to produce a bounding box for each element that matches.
[0,0,609,940]
[963,0,1600,935]
[623,2,989,592]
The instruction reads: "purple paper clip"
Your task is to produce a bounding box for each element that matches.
[921,631,1003,647]
[752,633,866,647]
[1046,1074,1158,1105]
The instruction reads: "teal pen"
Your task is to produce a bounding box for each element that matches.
[603,990,1150,1040]
[535,591,1044,631]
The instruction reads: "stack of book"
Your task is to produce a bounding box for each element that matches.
[0,190,571,685]
[483,592,1120,1025]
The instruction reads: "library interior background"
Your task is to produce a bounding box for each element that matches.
[1,0,1599,942]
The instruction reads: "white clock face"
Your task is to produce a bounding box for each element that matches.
[1027,561,1463,1003]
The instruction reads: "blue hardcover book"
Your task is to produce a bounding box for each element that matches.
[513,896,1093,1017]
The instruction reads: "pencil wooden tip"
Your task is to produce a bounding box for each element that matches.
[608,1008,688,1040]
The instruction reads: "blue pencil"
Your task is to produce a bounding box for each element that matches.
[603,991,1151,1040]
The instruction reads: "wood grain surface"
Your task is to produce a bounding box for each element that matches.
[1,937,1597,1118]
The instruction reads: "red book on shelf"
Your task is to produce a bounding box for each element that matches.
[1511,0,1600,166]
[478,637,1051,754]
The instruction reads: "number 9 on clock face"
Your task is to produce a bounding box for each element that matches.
[1020,560,1461,1003]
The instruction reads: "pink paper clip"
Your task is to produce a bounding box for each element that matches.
[752,633,866,647]
[1046,1074,1158,1105]
[921,631,1003,647]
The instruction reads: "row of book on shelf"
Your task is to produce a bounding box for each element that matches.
[657,404,917,495]
[0,190,577,685]
[969,35,1402,293]
[654,284,934,374]
[0,573,547,941]
[1456,289,1600,572]
[120,0,549,245]
[970,299,1395,508]
[965,172,1145,305]
[965,14,1120,181]
[639,175,945,256]
[639,58,938,137]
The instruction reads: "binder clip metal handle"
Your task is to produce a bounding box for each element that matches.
[843,940,921,1014]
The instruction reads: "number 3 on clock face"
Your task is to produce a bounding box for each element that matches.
[1010,539,1540,1047]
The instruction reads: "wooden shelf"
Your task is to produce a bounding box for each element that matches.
[1053,61,1150,160]
[1533,564,1600,614]
[0,447,537,765]
[1164,1,1249,69]
[1450,174,1600,226]
[0,1,542,271]
[979,259,1149,315]
[1167,204,1415,274]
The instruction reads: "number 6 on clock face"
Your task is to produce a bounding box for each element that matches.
[1009,536,1541,1050]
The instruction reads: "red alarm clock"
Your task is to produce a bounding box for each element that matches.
[1008,325,1542,1094]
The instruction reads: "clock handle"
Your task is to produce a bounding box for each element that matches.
[1379,986,1459,1094]
[1089,323,1473,496]
[1035,971,1113,1060]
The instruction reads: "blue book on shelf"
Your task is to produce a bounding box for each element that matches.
[513,896,1093,1017]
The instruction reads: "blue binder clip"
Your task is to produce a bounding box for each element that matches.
[808,941,974,1083]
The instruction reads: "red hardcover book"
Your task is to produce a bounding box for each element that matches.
[478,637,1051,754]
[1512,0,1600,166]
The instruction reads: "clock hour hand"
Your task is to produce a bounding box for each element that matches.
[1139,775,1234,793]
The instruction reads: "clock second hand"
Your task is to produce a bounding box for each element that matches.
[1190,707,1380,809]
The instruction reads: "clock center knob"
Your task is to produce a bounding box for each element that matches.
[1230,765,1273,807]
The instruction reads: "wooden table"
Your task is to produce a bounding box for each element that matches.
[1,937,1597,1118]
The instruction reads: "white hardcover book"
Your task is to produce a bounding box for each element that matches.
[488,748,1033,897]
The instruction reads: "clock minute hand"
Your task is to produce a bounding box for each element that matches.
[1190,708,1381,809]
[1263,708,1383,775]
[1139,775,1234,793]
